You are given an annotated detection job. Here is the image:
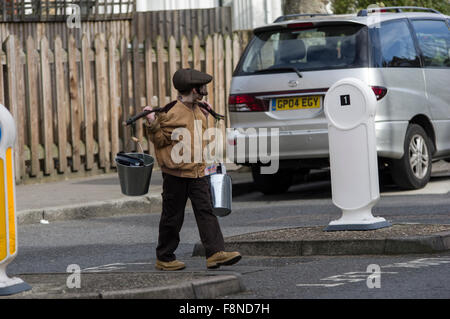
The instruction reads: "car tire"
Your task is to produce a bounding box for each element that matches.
[390,124,432,190]
[251,165,293,195]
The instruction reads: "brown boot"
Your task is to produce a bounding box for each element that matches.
[155,259,186,271]
[207,251,241,269]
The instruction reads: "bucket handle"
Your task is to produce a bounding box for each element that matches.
[115,152,145,166]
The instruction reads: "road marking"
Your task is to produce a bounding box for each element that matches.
[82,262,153,273]
[296,283,345,287]
[296,271,397,288]
[296,256,450,289]
[322,270,398,290]
[382,257,450,269]
[321,271,398,283]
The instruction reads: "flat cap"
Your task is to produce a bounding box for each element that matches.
[172,68,213,92]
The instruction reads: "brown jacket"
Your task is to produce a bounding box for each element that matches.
[147,101,215,178]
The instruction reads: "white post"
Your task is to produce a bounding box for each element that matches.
[324,78,391,231]
[0,104,31,295]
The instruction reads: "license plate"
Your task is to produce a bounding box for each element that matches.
[271,96,321,111]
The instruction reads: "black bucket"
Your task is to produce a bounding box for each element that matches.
[115,153,154,196]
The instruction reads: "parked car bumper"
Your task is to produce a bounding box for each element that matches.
[226,120,408,165]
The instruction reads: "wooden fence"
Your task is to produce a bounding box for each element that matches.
[0,19,132,50]
[132,7,232,44]
[0,7,232,58]
[1,31,252,183]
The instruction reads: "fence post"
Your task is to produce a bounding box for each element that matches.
[94,33,110,170]
[144,38,154,107]
[39,36,55,176]
[181,35,189,69]
[192,35,201,70]
[81,34,95,171]
[144,38,157,168]
[156,36,166,107]
[168,36,177,101]
[25,36,40,177]
[120,37,130,151]
[108,35,120,167]
[68,35,81,172]
[14,38,26,180]
[3,36,21,182]
[205,35,213,105]
[132,36,143,144]
[54,36,68,174]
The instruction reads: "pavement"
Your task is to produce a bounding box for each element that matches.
[15,164,256,225]
[5,272,245,299]
[4,160,450,299]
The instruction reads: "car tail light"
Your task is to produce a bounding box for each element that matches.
[228,94,269,112]
[371,86,387,100]
[287,22,314,29]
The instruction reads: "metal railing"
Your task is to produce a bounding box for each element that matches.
[1,0,135,22]
[357,6,442,16]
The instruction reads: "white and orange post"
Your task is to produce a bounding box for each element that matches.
[0,104,31,295]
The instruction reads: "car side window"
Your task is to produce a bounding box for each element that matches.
[411,19,450,68]
[379,20,420,67]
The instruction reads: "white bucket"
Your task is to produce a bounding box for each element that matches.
[209,164,232,217]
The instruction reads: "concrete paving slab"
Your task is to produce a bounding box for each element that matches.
[2,272,245,299]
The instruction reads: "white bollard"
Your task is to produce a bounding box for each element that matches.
[324,78,390,231]
[0,104,31,295]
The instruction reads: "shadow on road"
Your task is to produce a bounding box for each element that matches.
[234,164,450,203]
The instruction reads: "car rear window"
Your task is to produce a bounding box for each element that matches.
[235,23,369,75]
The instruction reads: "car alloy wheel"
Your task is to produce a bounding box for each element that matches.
[408,134,429,180]
[391,124,432,190]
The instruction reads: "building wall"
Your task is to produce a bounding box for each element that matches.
[225,0,282,30]
[136,0,219,12]
[135,0,283,31]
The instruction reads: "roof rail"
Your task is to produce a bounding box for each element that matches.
[357,6,441,16]
[274,13,330,23]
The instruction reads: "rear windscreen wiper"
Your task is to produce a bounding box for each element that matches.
[254,67,303,78]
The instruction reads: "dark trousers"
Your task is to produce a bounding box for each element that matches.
[156,173,225,261]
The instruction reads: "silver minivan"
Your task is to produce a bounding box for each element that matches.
[228,7,450,194]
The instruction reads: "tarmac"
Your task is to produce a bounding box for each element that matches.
[3,161,450,299]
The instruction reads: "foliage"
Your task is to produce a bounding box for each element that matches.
[331,0,450,15]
